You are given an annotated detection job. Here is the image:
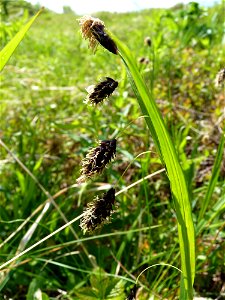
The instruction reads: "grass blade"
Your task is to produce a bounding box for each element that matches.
[198,132,225,221]
[196,193,225,236]
[0,7,44,72]
[113,36,195,299]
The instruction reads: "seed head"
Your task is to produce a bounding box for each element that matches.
[144,36,152,47]
[138,57,150,65]
[80,188,116,234]
[85,77,118,105]
[77,139,117,183]
[215,68,225,87]
[78,15,118,54]
[126,284,137,300]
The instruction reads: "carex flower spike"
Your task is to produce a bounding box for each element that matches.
[85,77,118,105]
[80,188,116,234]
[78,15,118,54]
[144,36,151,47]
[77,139,117,183]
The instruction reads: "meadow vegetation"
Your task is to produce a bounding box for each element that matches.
[0,1,224,299]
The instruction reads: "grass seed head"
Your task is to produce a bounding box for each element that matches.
[138,57,150,65]
[144,36,152,47]
[78,15,118,54]
[215,68,225,87]
[77,139,117,183]
[85,77,118,105]
[80,188,116,234]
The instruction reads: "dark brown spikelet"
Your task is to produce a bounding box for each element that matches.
[138,57,150,65]
[126,284,137,300]
[80,188,116,234]
[85,77,118,105]
[144,36,152,47]
[91,23,118,54]
[138,57,146,64]
[78,15,118,54]
[215,68,225,87]
[77,139,117,183]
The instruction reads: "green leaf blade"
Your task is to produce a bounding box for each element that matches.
[114,36,195,299]
[0,8,44,72]
[198,132,225,221]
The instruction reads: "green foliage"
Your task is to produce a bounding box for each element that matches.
[0,2,224,300]
[74,268,126,299]
[26,278,50,300]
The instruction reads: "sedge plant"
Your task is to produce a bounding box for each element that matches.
[78,15,195,299]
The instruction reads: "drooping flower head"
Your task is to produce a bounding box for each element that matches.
[78,15,118,54]
[80,188,116,234]
[85,77,118,105]
[77,139,117,183]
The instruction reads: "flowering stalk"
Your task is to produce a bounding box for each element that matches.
[77,13,197,299]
